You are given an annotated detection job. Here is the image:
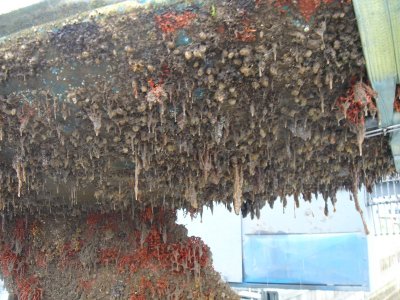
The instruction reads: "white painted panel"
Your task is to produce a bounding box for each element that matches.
[367,234,400,292]
[243,190,365,235]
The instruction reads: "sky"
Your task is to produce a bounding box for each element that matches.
[0,0,43,15]
[0,281,7,299]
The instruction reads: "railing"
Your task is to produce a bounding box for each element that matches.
[365,124,400,139]
[366,177,400,235]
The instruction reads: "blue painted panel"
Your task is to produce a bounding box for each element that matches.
[243,233,369,289]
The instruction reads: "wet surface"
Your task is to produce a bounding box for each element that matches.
[0,1,395,299]
[0,208,238,299]
[0,0,394,219]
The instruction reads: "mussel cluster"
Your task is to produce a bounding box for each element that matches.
[0,0,395,219]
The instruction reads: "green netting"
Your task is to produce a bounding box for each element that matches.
[353,0,399,128]
[387,0,400,83]
[353,0,397,83]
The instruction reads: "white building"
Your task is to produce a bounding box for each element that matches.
[178,180,400,300]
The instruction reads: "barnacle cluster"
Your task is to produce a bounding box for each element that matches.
[0,208,237,299]
[0,0,394,220]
